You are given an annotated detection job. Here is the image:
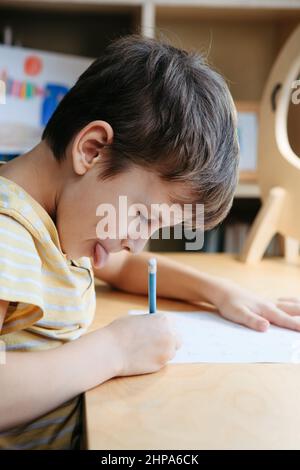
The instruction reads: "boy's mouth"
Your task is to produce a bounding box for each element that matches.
[92,241,109,269]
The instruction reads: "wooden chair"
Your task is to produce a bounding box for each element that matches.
[240,25,300,264]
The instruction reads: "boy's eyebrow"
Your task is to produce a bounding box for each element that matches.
[150,205,183,226]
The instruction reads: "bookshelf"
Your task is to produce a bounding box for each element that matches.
[1,0,299,252]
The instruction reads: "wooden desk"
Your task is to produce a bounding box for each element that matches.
[84,253,300,450]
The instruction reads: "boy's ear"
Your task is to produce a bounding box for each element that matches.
[72,120,113,175]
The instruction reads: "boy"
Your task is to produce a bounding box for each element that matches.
[0,35,299,450]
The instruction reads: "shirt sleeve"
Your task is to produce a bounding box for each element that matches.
[0,214,44,335]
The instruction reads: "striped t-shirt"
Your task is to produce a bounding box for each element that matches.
[0,175,96,449]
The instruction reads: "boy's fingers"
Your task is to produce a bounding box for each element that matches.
[233,306,269,332]
[263,305,300,331]
[277,296,300,303]
[276,301,300,316]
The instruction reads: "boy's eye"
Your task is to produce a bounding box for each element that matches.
[136,210,146,221]
[136,210,151,225]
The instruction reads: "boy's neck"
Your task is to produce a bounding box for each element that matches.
[0,140,64,223]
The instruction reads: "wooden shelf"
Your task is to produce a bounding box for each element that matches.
[239,171,258,184]
[0,3,139,57]
[235,182,260,199]
[154,0,300,6]
[0,0,144,11]
[0,2,297,205]
[235,100,260,114]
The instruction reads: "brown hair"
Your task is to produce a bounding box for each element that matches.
[42,34,239,230]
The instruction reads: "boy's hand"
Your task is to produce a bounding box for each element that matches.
[214,281,300,332]
[106,313,182,376]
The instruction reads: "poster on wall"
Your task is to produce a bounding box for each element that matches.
[0,45,92,158]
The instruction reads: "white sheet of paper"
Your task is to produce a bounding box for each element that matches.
[128,310,300,364]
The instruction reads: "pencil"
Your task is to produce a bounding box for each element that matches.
[148,257,157,314]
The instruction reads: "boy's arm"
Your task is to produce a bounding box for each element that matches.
[0,295,181,432]
[94,251,300,332]
[94,251,219,305]
[0,317,119,432]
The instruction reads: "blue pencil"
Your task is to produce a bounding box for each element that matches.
[148,257,157,314]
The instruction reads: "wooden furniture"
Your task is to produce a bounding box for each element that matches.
[84,252,300,450]
[2,0,300,197]
[241,25,300,264]
[2,1,300,253]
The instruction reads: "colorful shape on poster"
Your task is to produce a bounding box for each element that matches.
[24,55,43,76]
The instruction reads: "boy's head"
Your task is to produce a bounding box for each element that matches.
[42,34,239,264]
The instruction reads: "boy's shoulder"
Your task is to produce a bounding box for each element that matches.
[0,176,52,246]
[0,211,35,235]
[0,212,37,245]
[0,213,40,270]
